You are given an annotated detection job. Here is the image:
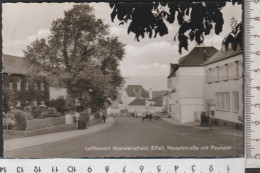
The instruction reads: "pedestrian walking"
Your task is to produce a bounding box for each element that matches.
[149,113,152,121]
[200,111,206,126]
[101,109,106,123]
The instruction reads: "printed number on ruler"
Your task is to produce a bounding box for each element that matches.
[245,0,260,168]
[0,165,234,173]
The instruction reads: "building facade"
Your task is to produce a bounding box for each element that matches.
[3,54,49,111]
[203,44,243,125]
[166,47,218,123]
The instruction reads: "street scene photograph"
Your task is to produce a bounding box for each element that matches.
[2,1,243,158]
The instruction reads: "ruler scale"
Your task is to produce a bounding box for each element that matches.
[245,0,260,168]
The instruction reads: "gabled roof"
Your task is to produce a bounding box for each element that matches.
[128,99,146,106]
[167,63,178,78]
[2,54,30,75]
[178,47,218,67]
[125,85,149,98]
[151,90,168,102]
[109,101,119,109]
[203,47,242,66]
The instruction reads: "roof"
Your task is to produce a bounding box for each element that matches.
[154,101,163,107]
[151,90,168,102]
[128,99,146,106]
[167,63,178,78]
[203,47,242,66]
[2,54,30,75]
[109,100,119,109]
[125,85,149,98]
[178,47,218,67]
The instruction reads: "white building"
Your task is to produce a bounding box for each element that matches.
[167,47,218,123]
[203,42,243,126]
[128,89,167,115]
[128,99,147,116]
[119,85,150,111]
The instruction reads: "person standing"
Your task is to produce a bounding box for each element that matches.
[102,109,107,123]
[149,113,152,122]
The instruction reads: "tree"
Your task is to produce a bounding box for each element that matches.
[24,4,125,110]
[109,1,242,53]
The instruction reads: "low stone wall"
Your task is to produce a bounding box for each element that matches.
[4,116,103,138]
[27,116,66,130]
[4,123,76,137]
[88,118,102,127]
[24,123,76,136]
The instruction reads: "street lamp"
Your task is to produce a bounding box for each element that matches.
[209,103,215,131]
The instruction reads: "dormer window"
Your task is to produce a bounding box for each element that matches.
[222,44,226,52]
[17,80,21,90]
[25,80,29,90]
[9,82,13,90]
[228,43,232,49]
[41,82,44,91]
[35,82,38,90]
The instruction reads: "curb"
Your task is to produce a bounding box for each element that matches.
[4,118,115,153]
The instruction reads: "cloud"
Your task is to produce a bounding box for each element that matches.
[137,63,169,76]
[27,29,50,43]
[109,26,127,37]
[3,29,50,56]
[120,41,184,76]
[204,34,224,50]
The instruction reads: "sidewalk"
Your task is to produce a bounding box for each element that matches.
[162,117,243,138]
[4,117,114,152]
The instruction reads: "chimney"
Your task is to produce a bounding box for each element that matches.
[149,88,152,99]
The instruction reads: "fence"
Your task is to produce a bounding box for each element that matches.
[27,116,66,130]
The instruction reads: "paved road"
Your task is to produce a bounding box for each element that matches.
[4,117,243,158]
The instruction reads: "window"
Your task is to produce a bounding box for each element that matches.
[33,100,38,107]
[234,61,239,78]
[25,80,29,90]
[16,101,21,107]
[232,92,239,112]
[17,80,21,90]
[207,69,212,83]
[216,66,220,81]
[41,82,44,91]
[40,100,45,106]
[224,64,228,80]
[211,68,215,82]
[9,82,13,90]
[216,92,230,111]
[35,82,38,90]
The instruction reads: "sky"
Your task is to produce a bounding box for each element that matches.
[2,2,242,90]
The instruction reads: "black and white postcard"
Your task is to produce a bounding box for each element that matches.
[2,1,243,158]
